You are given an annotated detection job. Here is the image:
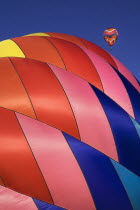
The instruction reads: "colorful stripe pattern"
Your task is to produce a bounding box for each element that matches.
[0,33,139,93]
[0,108,140,210]
[0,186,66,210]
[0,32,140,209]
[0,57,140,174]
[0,57,140,175]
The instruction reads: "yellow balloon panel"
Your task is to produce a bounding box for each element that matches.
[0,40,25,58]
[24,33,50,37]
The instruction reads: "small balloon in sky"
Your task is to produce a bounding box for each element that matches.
[103,27,118,49]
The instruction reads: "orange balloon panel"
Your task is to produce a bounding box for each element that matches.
[12,36,65,69]
[47,32,87,48]
[0,57,36,118]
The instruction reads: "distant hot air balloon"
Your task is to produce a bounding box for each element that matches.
[104,27,118,49]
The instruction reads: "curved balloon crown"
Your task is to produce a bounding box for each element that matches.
[104,27,118,47]
[0,32,140,210]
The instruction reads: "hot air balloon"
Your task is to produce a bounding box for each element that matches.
[104,27,118,49]
[0,32,140,210]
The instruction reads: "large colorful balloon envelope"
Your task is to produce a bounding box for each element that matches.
[0,32,140,210]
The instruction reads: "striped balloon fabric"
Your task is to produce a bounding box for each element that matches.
[0,32,140,210]
[0,185,66,210]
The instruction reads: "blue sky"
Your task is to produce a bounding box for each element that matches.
[0,0,140,81]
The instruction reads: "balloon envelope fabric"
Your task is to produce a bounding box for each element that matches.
[0,108,140,210]
[0,57,140,176]
[0,33,139,111]
[0,185,66,210]
[0,32,140,210]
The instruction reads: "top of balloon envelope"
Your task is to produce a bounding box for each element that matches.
[0,32,139,124]
[0,32,138,88]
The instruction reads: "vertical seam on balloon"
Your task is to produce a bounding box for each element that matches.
[46,64,81,140]
[81,39,118,69]
[43,37,67,70]
[45,32,52,37]
[78,46,104,92]
[79,38,89,48]
[109,159,134,210]
[89,83,119,162]
[14,112,54,205]
[76,37,88,48]
[10,39,26,58]
[0,176,6,186]
[98,48,118,68]
[107,54,119,70]
[44,34,51,37]
[62,132,97,210]
[9,58,38,120]
[111,65,135,119]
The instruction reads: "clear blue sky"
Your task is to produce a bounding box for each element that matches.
[0,0,140,81]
